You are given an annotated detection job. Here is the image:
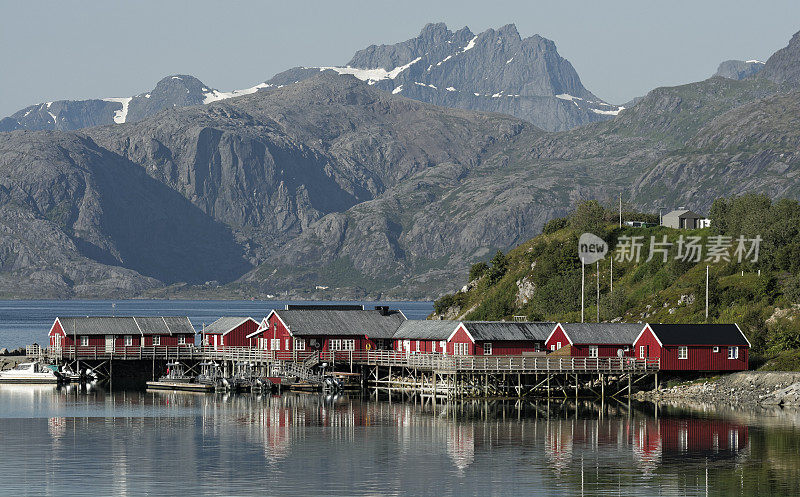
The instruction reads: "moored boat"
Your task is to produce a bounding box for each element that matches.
[0,362,59,384]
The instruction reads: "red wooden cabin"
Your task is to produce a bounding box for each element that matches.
[48,316,195,352]
[633,323,749,371]
[545,323,645,357]
[446,322,553,356]
[247,305,406,354]
[201,317,259,349]
[392,320,458,354]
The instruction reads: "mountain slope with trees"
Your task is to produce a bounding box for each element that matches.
[432,196,800,367]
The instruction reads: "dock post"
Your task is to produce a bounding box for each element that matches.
[654,372,659,391]
[517,373,522,398]
[600,374,604,400]
[628,374,632,397]
[575,374,578,400]
[547,375,550,399]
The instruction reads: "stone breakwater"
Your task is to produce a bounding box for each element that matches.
[634,371,800,407]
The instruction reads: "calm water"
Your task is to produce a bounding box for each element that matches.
[0,387,799,497]
[0,299,434,349]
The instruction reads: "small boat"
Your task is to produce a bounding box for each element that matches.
[0,362,59,384]
[158,361,193,383]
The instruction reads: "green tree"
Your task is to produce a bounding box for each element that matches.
[468,262,488,282]
[569,200,606,234]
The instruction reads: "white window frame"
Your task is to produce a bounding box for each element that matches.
[285,338,290,350]
[550,344,556,352]
[713,346,719,353]
[678,346,688,360]
[294,339,306,351]
[80,336,89,347]
[153,336,160,346]
[344,339,355,351]
[728,346,739,359]
[556,341,562,350]
[439,340,446,351]
[271,338,280,350]
[589,346,598,358]
[483,343,492,355]
[124,335,133,346]
[178,335,186,345]
[639,345,646,359]
[453,343,469,355]
[415,340,420,352]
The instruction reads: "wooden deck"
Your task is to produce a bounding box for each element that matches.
[48,346,659,373]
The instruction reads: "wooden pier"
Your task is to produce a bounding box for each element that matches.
[44,346,659,398]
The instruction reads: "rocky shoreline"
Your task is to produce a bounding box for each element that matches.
[634,371,800,406]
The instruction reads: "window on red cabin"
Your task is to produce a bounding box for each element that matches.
[80,336,88,347]
[153,336,160,346]
[271,338,280,350]
[728,346,739,359]
[178,336,186,345]
[556,341,562,350]
[124,335,133,346]
[678,346,688,359]
[589,346,598,358]
[639,345,646,359]
[483,343,492,355]
[294,339,306,351]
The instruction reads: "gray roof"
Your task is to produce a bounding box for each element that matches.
[559,323,645,345]
[56,316,195,336]
[204,316,255,335]
[462,322,555,342]
[276,309,406,339]
[394,320,459,340]
[664,209,702,219]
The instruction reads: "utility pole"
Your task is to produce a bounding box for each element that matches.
[596,261,600,323]
[610,257,613,293]
[581,258,585,323]
[658,207,666,226]
[705,265,710,321]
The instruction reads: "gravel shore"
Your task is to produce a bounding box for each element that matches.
[634,371,800,406]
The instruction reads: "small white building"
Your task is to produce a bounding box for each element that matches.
[662,209,705,229]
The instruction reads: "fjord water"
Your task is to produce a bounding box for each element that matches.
[1,387,799,497]
[0,299,434,349]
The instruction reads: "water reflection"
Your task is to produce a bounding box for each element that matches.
[0,386,796,496]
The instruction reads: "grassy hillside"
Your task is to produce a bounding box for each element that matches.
[432,195,800,369]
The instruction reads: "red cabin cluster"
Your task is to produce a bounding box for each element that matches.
[49,316,195,352]
[46,306,752,372]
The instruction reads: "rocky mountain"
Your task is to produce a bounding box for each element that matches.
[0,73,526,297]
[761,30,800,85]
[2,23,616,135]
[267,23,621,131]
[714,59,765,80]
[1,28,800,299]
[0,75,271,132]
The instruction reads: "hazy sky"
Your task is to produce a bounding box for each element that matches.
[1,0,799,116]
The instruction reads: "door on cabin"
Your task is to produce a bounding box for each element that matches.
[105,335,114,353]
[403,340,410,355]
[53,334,61,350]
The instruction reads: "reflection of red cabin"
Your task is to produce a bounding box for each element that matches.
[545,323,644,357]
[202,317,259,349]
[659,417,748,454]
[247,306,405,353]
[48,316,195,351]
[446,322,552,355]
[633,324,749,371]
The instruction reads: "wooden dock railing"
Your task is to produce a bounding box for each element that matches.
[47,346,659,373]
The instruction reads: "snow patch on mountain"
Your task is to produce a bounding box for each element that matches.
[202,83,272,104]
[592,107,624,116]
[318,57,422,84]
[102,97,133,124]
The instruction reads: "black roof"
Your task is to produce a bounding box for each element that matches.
[648,324,749,346]
[285,304,364,311]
